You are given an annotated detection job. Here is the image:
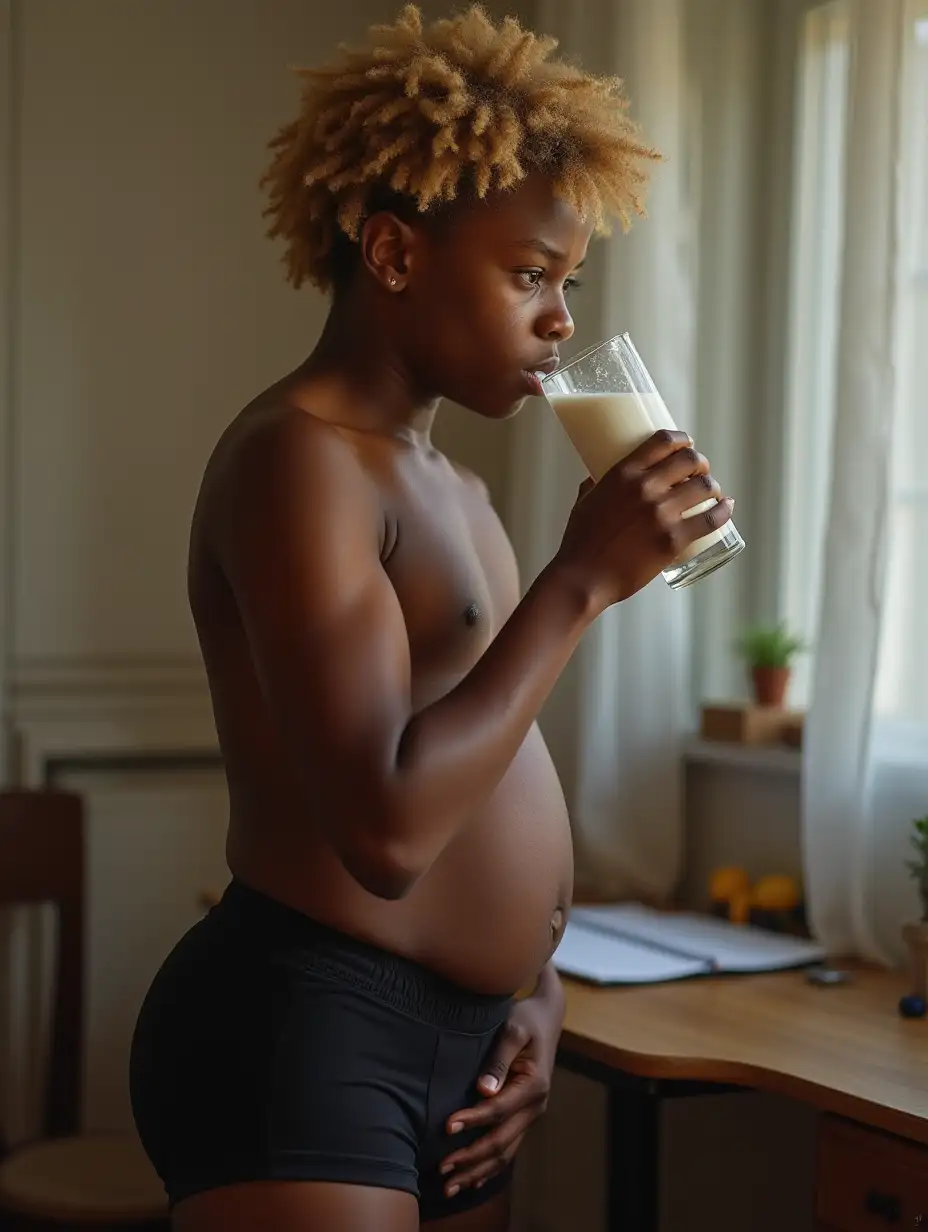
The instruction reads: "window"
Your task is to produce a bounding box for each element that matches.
[875,3,928,724]
[780,1,850,707]
[782,1,928,721]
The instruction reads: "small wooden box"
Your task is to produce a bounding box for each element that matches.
[700,703,804,746]
[781,713,805,748]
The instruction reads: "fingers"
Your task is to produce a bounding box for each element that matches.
[672,496,735,548]
[440,1111,536,1196]
[619,429,692,474]
[661,472,722,516]
[440,1070,549,1197]
[637,444,710,499]
[634,447,733,552]
[474,1015,532,1097]
[446,1081,532,1137]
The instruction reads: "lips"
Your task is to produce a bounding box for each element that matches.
[522,370,546,397]
[521,355,560,398]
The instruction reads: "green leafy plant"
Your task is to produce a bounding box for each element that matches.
[906,815,928,923]
[736,623,807,670]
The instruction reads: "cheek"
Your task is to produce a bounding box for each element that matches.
[459,281,528,348]
[410,270,528,375]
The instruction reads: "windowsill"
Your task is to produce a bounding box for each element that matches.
[683,737,802,776]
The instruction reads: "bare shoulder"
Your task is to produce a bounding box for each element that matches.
[207,401,370,497]
[193,402,380,557]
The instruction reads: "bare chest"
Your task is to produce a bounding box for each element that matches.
[379,460,519,699]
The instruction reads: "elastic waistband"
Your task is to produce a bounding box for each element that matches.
[213,879,513,1034]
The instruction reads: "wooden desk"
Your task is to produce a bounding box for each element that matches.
[557,967,928,1231]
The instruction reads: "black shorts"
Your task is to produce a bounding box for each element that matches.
[129,880,514,1222]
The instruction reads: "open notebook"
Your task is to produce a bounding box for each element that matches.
[553,903,825,986]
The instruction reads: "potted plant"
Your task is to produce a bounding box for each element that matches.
[903,815,928,999]
[737,622,806,708]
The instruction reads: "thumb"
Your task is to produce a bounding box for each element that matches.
[478,1021,529,1094]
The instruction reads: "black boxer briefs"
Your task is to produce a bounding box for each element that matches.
[129,879,514,1221]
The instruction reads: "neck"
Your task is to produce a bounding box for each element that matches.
[290,288,440,443]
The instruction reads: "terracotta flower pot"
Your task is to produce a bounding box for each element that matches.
[751,665,791,708]
[903,922,928,999]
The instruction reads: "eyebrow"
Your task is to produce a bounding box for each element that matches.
[515,239,585,268]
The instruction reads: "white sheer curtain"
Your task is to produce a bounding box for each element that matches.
[508,0,695,901]
[803,0,924,961]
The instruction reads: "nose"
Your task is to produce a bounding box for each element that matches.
[536,295,575,344]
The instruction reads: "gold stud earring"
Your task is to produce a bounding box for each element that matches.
[389,276,398,287]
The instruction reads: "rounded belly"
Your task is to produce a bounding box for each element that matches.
[228,726,573,997]
[410,724,574,993]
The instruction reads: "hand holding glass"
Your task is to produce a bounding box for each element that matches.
[541,333,745,590]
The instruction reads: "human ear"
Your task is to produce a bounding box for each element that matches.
[360,212,416,292]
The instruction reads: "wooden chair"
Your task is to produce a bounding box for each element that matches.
[0,790,168,1231]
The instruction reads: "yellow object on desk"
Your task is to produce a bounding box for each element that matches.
[709,866,751,903]
[727,887,752,924]
[709,868,803,928]
[752,874,800,911]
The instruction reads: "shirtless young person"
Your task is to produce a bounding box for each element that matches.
[129,7,733,1230]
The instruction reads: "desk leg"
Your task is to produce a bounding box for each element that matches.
[605,1079,661,1232]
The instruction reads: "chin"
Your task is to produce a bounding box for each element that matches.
[458,392,527,421]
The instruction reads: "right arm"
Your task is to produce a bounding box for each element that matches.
[216,411,730,899]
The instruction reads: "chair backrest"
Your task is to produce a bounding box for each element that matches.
[0,790,84,1140]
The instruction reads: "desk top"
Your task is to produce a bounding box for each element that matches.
[560,966,928,1145]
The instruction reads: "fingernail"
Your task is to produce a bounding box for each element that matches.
[476,1179,486,1190]
[440,1162,454,1175]
[481,1075,499,1092]
[446,1184,460,1198]
[450,1121,464,1134]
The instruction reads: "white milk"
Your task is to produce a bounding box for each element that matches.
[547,391,724,560]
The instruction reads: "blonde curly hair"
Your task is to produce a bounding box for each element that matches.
[261,4,660,292]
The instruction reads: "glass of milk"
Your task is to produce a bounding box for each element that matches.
[542,332,745,590]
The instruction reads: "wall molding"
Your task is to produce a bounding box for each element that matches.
[6,655,218,784]
[10,654,209,701]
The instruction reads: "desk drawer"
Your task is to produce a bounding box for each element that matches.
[818,1116,928,1230]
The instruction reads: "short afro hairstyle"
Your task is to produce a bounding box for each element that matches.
[261,4,661,292]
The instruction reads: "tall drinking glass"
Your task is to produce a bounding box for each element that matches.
[541,332,745,590]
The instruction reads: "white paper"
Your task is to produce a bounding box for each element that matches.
[553,919,708,984]
[570,903,826,974]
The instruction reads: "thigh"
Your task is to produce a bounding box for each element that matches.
[421,1188,510,1232]
[173,1180,419,1232]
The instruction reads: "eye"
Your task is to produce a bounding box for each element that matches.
[515,269,584,294]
